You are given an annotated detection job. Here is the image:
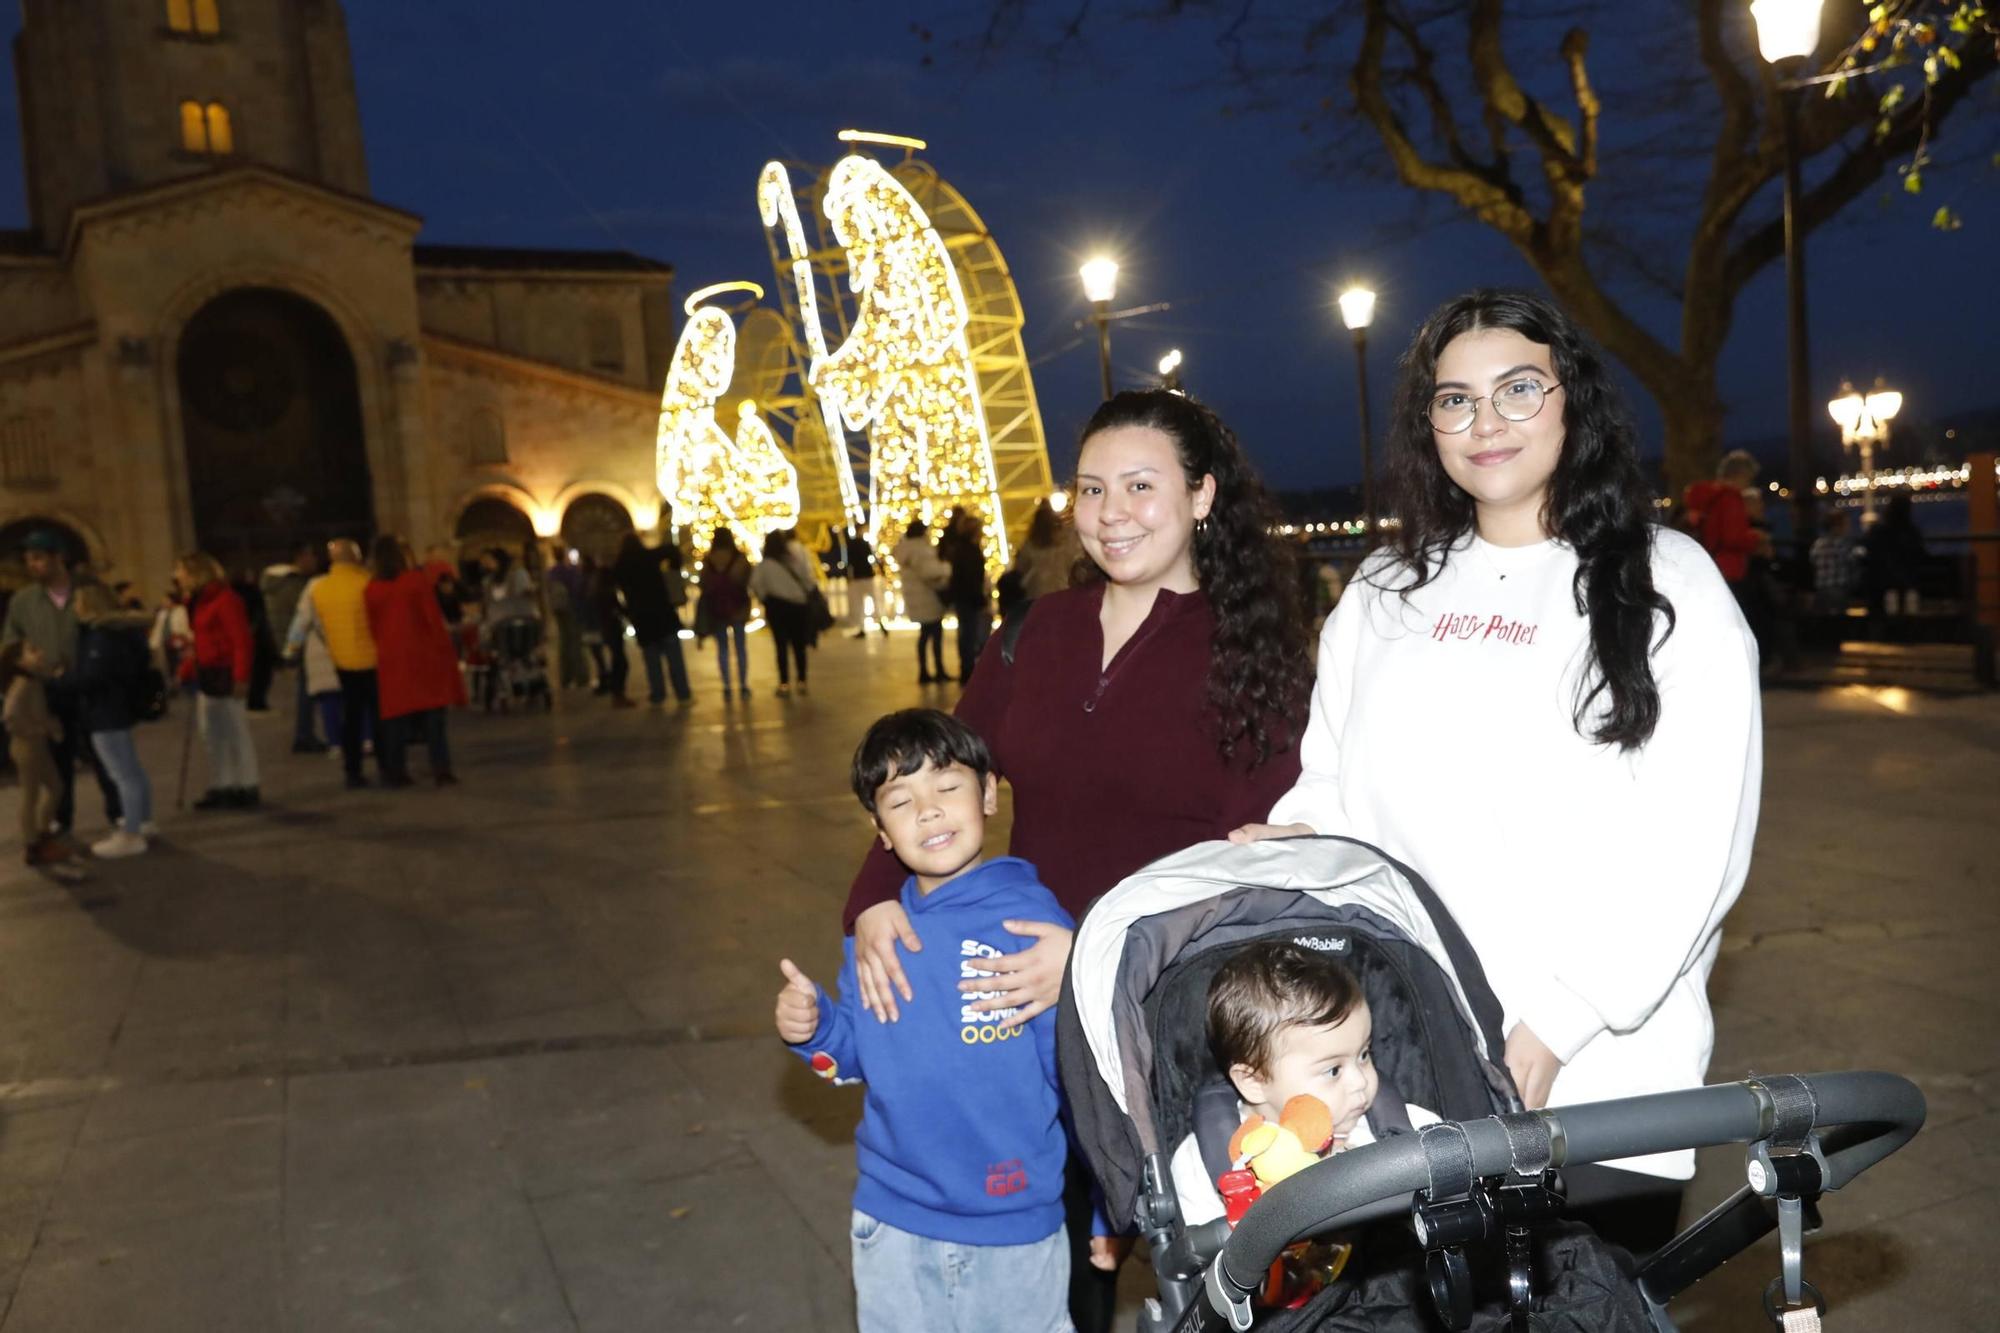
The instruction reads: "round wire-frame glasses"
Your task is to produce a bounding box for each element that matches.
[1428,378,1563,434]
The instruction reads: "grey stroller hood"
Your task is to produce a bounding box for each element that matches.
[1058,834,1516,1227]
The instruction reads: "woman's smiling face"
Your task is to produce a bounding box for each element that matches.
[1072,425,1213,593]
[1430,327,1566,534]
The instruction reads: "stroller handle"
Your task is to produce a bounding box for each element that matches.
[1206,1070,1924,1318]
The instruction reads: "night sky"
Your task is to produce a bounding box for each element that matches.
[0,1,1992,494]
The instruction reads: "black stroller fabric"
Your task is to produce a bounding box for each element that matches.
[1251,1222,1653,1332]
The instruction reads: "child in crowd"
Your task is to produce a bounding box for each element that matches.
[775,708,1075,1333]
[2,641,66,866]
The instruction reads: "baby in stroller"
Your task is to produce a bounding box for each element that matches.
[1170,940,1440,1310]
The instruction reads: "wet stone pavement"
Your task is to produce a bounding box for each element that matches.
[0,631,1991,1331]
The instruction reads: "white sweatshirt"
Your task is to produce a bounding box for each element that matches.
[1268,529,1761,1178]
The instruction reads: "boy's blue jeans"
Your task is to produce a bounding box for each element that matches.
[850,1210,1071,1333]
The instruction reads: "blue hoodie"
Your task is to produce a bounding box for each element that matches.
[789,857,1072,1245]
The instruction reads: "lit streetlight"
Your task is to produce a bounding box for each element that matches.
[1048,488,1069,516]
[1338,286,1379,533]
[1827,378,1903,521]
[1750,0,1827,535]
[1157,347,1183,393]
[1079,257,1119,400]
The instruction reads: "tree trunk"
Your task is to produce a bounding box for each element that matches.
[1659,393,1727,502]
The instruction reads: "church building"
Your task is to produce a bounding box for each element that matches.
[0,0,676,594]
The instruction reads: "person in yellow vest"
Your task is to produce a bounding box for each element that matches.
[302,539,388,790]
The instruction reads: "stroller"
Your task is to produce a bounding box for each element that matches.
[481,614,552,712]
[1059,836,1926,1332]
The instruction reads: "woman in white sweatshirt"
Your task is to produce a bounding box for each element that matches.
[1233,289,1760,1254]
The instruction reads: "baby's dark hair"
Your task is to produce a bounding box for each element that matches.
[1208,941,1365,1076]
[849,708,994,816]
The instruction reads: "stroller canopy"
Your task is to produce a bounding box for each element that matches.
[1059,836,1516,1226]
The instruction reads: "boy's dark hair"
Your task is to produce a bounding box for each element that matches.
[850,708,993,815]
[1208,941,1365,1076]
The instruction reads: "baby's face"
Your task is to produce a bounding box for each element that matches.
[1237,1002,1379,1146]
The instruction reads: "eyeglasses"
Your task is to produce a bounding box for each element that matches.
[1427,378,1563,434]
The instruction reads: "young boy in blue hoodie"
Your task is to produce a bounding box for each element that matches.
[776,708,1075,1333]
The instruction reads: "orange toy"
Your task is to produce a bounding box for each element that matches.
[1227,1094,1336,1189]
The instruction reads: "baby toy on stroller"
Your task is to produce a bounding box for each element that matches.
[1059,835,1925,1331]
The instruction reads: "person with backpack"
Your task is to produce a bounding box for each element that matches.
[750,528,819,696]
[697,529,753,700]
[73,582,156,857]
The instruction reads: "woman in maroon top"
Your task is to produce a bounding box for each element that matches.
[843,389,1313,1326]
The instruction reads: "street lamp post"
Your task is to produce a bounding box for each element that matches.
[1751,0,1827,536]
[1828,378,1903,522]
[1079,258,1119,400]
[1338,286,1378,533]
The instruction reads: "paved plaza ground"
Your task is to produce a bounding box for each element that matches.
[0,631,1993,1331]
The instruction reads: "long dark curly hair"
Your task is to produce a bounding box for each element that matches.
[1375,289,1673,750]
[1075,390,1312,768]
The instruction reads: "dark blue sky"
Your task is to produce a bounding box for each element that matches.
[0,1,1991,492]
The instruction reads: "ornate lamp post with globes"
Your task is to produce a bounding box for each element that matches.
[1750,0,1827,534]
[1828,378,1902,522]
[1338,286,1379,533]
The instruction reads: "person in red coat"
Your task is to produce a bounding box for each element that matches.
[175,552,261,810]
[364,535,467,787]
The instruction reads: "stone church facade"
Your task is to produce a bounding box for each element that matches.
[0,0,675,596]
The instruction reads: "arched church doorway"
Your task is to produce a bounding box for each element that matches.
[559,493,633,565]
[177,287,373,573]
[453,496,536,570]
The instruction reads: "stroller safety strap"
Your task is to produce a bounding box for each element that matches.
[1494,1110,1555,1179]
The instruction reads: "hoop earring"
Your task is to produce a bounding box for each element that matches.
[1195,516,1210,536]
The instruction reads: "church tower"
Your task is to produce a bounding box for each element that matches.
[13,0,369,240]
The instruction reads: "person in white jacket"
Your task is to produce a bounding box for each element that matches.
[891,520,950,684]
[1231,290,1760,1256]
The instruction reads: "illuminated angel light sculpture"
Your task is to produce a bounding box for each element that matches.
[655,284,801,558]
[805,155,1010,565]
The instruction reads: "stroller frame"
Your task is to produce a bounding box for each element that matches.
[1153,1068,1924,1331]
[1059,836,1926,1332]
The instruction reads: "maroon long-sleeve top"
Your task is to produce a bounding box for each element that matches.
[843,583,1304,930]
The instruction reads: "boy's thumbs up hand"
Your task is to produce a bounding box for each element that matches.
[774,959,821,1044]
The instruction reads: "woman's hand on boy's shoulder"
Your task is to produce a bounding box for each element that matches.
[853,900,922,1024]
[960,919,1074,1030]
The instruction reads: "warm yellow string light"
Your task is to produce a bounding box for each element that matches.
[810,154,1011,568]
[656,304,801,558]
[759,162,864,521]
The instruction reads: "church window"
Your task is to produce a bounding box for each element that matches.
[586,312,624,374]
[0,416,55,489]
[205,103,234,154]
[179,100,234,155]
[167,0,221,36]
[468,408,508,466]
